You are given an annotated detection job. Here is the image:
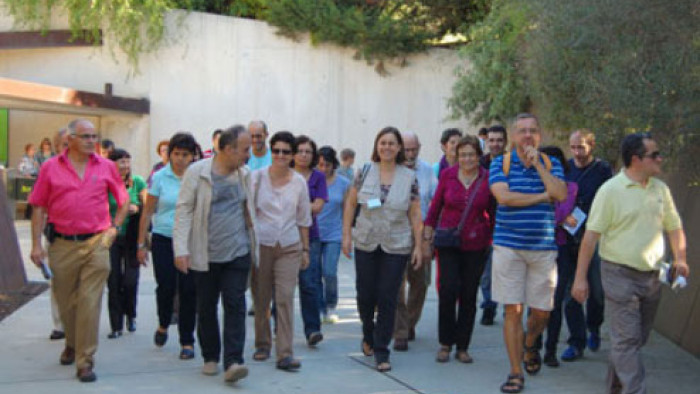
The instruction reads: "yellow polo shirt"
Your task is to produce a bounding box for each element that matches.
[586,171,682,271]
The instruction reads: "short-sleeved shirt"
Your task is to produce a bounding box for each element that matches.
[253,169,312,247]
[586,171,682,271]
[306,169,329,240]
[208,170,250,263]
[109,175,147,237]
[489,151,565,251]
[247,149,272,171]
[413,160,438,220]
[149,163,182,237]
[317,175,351,243]
[566,158,613,215]
[28,151,127,235]
[337,166,353,181]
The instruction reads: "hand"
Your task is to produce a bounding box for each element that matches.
[137,248,149,266]
[102,227,118,248]
[30,244,46,268]
[672,261,690,279]
[571,277,589,304]
[524,146,540,167]
[128,204,139,214]
[410,247,422,271]
[564,215,578,227]
[342,235,352,258]
[300,251,310,270]
[175,255,191,274]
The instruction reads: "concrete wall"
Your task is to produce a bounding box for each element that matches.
[0,9,469,178]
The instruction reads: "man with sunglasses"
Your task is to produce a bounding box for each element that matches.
[247,120,272,171]
[29,119,129,383]
[572,133,689,394]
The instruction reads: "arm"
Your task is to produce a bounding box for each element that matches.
[310,198,325,215]
[668,228,689,279]
[571,230,601,303]
[408,199,423,270]
[555,182,578,225]
[298,226,310,270]
[527,147,567,201]
[490,182,550,207]
[29,206,47,267]
[342,186,358,258]
[136,194,158,265]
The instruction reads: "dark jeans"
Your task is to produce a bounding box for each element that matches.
[194,254,251,368]
[437,247,488,350]
[355,247,408,363]
[565,244,605,338]
[298,239,322,337]
[151,233,197,346]
[107,236,140,332]
[479,247,498,311]
[319,241,342,313]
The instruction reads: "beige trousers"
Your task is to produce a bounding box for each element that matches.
[49,233,111,370]
[254,242,302,361]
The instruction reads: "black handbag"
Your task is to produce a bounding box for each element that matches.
[351,164,372,228]
[433,174,484,248]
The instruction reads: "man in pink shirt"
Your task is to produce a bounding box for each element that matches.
[29,119,128,383]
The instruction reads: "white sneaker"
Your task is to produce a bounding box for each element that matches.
[224,363,248,383]
[202,361,219,376]
[327,309,339,324]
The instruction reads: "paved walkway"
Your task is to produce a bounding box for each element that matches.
[2,221,699,393]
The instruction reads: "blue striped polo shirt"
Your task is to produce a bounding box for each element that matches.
[489,151,565,251]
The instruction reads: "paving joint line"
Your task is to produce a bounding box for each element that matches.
[347,355,425,394]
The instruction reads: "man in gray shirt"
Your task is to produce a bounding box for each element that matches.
[174,125,256,384]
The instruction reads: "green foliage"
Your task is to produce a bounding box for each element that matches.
[449,0,700,174]
[4,0,176,73]
[263,0,490,69]
[174,0,267,18]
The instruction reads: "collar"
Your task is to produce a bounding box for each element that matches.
[57,149,99,164]
[620,170,656,189]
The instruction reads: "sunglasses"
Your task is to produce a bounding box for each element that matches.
[271,148,292,156]
[643,151,662,160]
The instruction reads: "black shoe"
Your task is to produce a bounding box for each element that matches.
[544,352,560,367]
[307,331,324,347]
[77,367,97,383]
[481,308,496,326]
[408,327,416,341]
[247,307,255,316]
[154,329,168,347]
[107,331,122,339]
[127,318,136,333]
[276,356,301,371]
[50,330,65,340]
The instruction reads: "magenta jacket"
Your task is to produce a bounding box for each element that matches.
[425,166,495,251]
[555,181,579,246]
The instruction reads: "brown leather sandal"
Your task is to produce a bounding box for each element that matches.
[436,346,451,363]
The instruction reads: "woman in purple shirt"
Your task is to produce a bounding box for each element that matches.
[292,135,328,346]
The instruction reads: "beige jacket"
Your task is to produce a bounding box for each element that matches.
[173,158,258,271]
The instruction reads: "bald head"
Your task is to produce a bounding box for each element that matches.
[248,120,268,153]
[401,132,421,167]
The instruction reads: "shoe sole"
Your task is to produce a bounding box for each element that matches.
[307,333,323,347]
[224,367,249,382]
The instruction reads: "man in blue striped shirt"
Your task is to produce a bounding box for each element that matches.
[488,113,567,393]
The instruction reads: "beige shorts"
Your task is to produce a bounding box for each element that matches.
[492,245,557,311]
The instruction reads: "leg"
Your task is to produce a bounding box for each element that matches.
[437,247,461,348]
[151,234,177,331]
[254,245,276,353]
[563,243,587,352]
[406,252,429,332]
[177,269,197,347]
[122,247,140,323]
[373,250,408,364]
[545,245,570,355]
[50,282,64,333]
[393,268,410,341]
[503,304,525,376]
[455,249,487,351]
[321,242,341,313]
[354,248,380,348]
[107,238,125,333]
[479,247,498,323]
[586,249,605,339]
[194,265,222,364]
[298,239,322,338]
[48,239,83,352]
[274,243,302,360]
[74,234,111,370]
[221,255,251,368]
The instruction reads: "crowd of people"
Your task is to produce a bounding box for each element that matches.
[24,115,689,394]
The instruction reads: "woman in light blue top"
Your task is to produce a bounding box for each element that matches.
[316,146,351,323]
[137,133,198,360]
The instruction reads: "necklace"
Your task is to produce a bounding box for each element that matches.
[458,171,477,189]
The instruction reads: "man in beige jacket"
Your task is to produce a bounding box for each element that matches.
[174,125,257,385]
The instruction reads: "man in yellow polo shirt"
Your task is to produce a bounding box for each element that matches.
[572,133,690,394]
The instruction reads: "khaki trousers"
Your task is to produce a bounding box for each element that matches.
[49,233,111,370]
[254,243,301,361]
[394,256,431,340]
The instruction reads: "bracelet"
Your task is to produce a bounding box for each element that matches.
[137,243,147,250]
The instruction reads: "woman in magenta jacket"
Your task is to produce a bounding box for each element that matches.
[424,135,495,364]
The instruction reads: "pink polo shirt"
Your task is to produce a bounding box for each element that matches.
[29,150,128,235]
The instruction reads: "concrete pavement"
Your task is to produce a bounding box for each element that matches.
[2,220,699,393]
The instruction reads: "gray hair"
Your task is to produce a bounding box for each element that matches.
[66,119,92,135]
[401,132,421,146]
[247,120,268,134]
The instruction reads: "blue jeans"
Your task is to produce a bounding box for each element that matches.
[298,239,322,337]
[319,241,342,313]
[479,247,498,311]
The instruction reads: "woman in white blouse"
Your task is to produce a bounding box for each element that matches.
[251,131,312,371]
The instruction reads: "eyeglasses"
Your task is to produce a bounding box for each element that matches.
[296,149,313,156]
[643,151,662,160]
[74,133,99,140]
[271,148,292,156]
